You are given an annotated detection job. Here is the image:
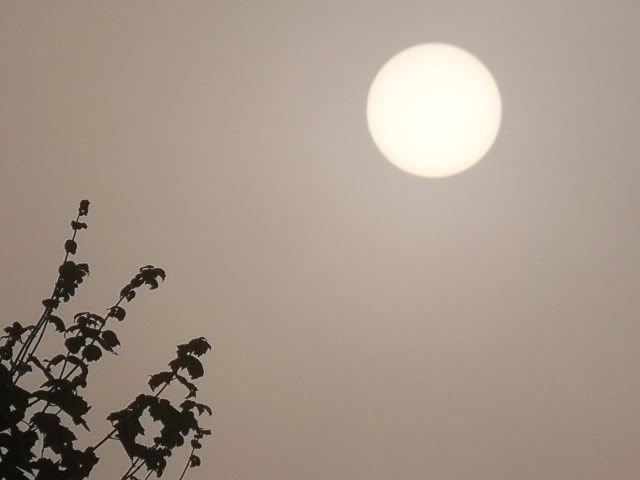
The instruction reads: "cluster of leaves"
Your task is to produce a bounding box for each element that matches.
[0,201,212,480]
[108,338,212,478]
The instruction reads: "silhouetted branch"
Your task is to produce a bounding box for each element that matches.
[0,201,212,480]
[10,202,89,381]
[177,446,196,480]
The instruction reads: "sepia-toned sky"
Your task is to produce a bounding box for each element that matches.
[2,1,640,479]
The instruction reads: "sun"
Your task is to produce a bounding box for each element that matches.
[367,43,502,178]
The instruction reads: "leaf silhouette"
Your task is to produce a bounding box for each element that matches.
[31,412,76,455]
[180,400,212,416]
[47,315,65,332]
[78,199,90,216]
[100,330,120,351]
[65,239,78,255]
[31,388,90,429]
[65,336,86,354]
[42,298,60,309]
[71,220,88,230]
[82,344,102,362]
[107,395,153,460]
[108,305,126,321]
[169,355,204,379]
[120,285,136,302]
[73,312,104,328]
[138,266,166,290]
[177,337,212,358]
[3,321,33,340]
[148,371,174,391]
[56,261,90,302]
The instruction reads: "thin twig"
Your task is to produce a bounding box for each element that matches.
[177,447,196,480]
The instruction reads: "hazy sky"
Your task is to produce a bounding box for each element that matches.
[2,1,640,479]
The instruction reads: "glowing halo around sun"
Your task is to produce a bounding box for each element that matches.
[367,43,502,178]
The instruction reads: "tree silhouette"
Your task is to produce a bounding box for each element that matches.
[0,200,212,480]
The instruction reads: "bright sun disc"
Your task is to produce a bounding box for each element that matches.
[367,43,502,178]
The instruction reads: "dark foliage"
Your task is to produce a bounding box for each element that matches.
[0,201,212,480]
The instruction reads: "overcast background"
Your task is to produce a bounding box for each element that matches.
[2,1,640,479]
